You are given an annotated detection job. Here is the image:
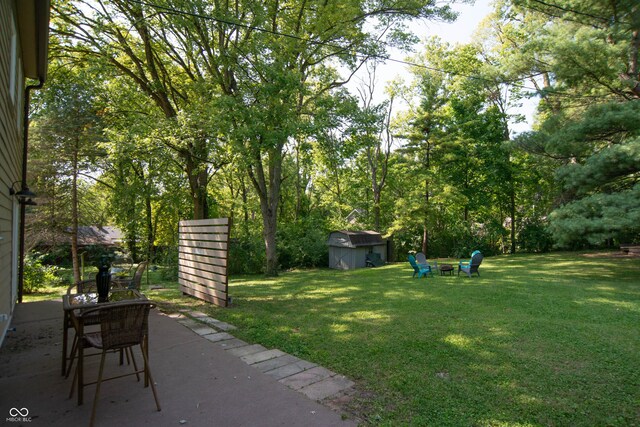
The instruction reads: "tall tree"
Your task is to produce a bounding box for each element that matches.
[511,0,640,246]
[30,66,104,281]
[353,64,395,232]
[53,0,456,275]
[198,0,455,274]
[52,0,227,220]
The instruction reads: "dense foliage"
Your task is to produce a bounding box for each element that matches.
[23,254,64,294]
[25,0,639,274]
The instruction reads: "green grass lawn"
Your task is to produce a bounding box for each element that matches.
[26,252,640,426]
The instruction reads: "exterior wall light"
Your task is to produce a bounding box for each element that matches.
[9,182,37,204]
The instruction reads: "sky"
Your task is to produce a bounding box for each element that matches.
[346,0,537,135]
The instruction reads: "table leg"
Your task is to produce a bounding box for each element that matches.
[144,334,149,387]
[62,311,69,376]
[77,321,84,406]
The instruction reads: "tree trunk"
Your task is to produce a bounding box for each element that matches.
[262,204,278,276]
[295,143,302,220]
[145,192,154,261]
[625,29,640,98]
[248,143,283,276]
[373,191,381,232]
[503,121,516,254]
[422,176,429,256]
[510,187,516,254]
[241,178,249,234]
[421,136,432,255]
[422,226,428,255]
[186,160,209,220]
[369,153,380,230]
[71,139,80,283]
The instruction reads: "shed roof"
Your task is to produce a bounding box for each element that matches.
[328,230,384,247]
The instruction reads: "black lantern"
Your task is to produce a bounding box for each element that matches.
[9,182,37,205]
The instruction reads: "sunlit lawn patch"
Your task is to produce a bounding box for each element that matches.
[206,252,640,426]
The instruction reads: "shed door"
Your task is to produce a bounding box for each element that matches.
[333,247,350,270]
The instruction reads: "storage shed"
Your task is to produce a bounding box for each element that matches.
[327,230,387,270]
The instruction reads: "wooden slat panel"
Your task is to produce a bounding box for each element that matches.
[179,278,226,299]
[179,277,227,298]
[179,240,229,255]
[179,233,229,243]
[178,225,230,234]
[177,257,227,275]
[178,237,229,249]
[180,218,229,227]
[179,283,227,307]
[179,277,227,300]
[179,234,229,244]
[178,271,227,292]
[178,249,227,267]
[178,264,227,284]
[178,218,230,307]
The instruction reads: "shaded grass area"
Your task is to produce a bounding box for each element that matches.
[26,252,640,426]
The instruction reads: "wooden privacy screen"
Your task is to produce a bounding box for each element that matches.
[178,218,231,307]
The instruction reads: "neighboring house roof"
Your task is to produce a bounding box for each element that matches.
[74,226,124,246]
[345,209,364,225]
[327,230,384,248]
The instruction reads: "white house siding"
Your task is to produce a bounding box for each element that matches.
[0,1,24,346]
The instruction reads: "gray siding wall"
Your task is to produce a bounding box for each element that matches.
[0,1,24,346]
[353,247,368,269]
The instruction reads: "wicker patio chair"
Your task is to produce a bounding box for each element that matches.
[63,280,128,378]
[112,261,149,290]
[69,301,161,426]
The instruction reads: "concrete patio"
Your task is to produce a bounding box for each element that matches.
[0,300,357,426]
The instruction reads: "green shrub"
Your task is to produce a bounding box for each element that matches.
[228,232,266,274]
[23,253,64,294]
[156,246,179,280]
[391,221,502,260]
[36,244,73,267]
[227,216,330,274]
[519,218,554,253]
[277,218,329,270]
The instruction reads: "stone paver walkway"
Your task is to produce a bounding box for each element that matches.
[170,310,356,403]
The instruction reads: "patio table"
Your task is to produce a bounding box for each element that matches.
[62,289,147,405]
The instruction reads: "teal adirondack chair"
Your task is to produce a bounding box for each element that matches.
[408,255,431,278]
[416,252,437,275]
[458,251,483,277]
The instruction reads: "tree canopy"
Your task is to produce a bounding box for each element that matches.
[26,0,639,274]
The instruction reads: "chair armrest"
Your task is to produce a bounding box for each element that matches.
[68,279,96,294]
[111,277,133,289]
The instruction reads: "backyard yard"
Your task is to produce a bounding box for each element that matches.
[27,251,640,426]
